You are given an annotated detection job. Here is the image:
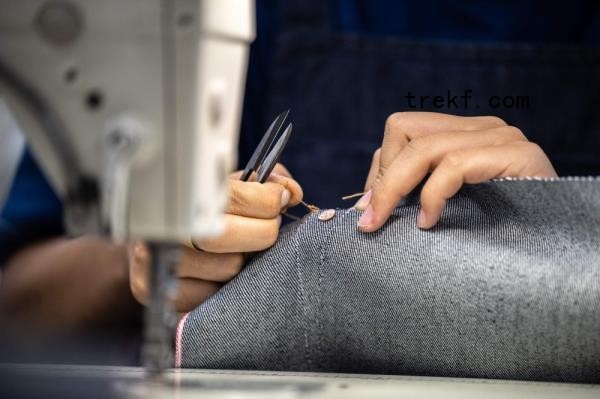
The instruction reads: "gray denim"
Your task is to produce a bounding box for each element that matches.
[177,179,600,383]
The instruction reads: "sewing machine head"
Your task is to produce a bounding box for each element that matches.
[0,0,255,242]
[0,0,255,374]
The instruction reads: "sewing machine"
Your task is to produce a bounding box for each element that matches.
[0,0,254,373]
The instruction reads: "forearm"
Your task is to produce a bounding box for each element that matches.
[0,236,137,332]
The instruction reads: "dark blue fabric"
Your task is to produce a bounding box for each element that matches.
[241,0,600,142]
[333,0,600,44]
[0,148,63,265]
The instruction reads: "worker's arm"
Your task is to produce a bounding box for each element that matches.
[0,236,138,332]
[355,112,557,232]
[129,163,303,314]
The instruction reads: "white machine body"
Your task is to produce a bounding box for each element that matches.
[0,0,255,241]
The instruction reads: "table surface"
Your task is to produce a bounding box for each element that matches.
[1,364,599,399]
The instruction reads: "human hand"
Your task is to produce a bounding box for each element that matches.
[355,112,557,231]
[128,164,303,313]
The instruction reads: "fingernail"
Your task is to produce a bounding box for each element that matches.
[131,242,148,264]
[417,208,427,229]
[133,242,145,257]
[353,190,372,211]
[357,205,375,228]
[277,215,282,226]
[280,189,291,208]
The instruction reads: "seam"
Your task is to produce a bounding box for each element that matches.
[174,312,190,368]
[313,208,354,368]
[491,176,599,182]
[295,214,312,369]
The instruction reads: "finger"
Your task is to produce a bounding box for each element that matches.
[272,163,293,178]
[178,247,244,282]
[361,127,527,232]
[173,278,222,313]
[418,142,557,229]
[128,241,226,311]
[129,242,243,285]
[129,242,150,306]
[265,173,303,208]
[194,214,282,253]
[352,148,380,211]
[227,180,290,218]
[229,164,303,209]
[364,148,381,191]
[380,112,507,173]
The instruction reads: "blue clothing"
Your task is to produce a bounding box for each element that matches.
[3,0,600,264]
[239,0,600,161]
[0,148,63,264]
[332,0,600,43]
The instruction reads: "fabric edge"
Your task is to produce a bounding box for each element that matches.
[175,312,190,368]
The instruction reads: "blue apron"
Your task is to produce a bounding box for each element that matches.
[243,0,600,209]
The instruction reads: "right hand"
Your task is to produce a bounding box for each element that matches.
[356,112,556,231]
[128,163,303,313]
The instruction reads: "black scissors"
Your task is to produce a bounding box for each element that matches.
[240,109,293,183]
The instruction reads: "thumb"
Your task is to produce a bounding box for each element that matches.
[267,172,304,208]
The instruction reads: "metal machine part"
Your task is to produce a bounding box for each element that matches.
[143,243,180,376]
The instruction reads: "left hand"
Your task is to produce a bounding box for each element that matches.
[128,163,303,313]
[355,112,557,232]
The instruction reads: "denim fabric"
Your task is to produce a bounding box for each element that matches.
[178,179,600,383]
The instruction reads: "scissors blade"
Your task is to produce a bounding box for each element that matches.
[256,123,293,183]
[240,109,290,181]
